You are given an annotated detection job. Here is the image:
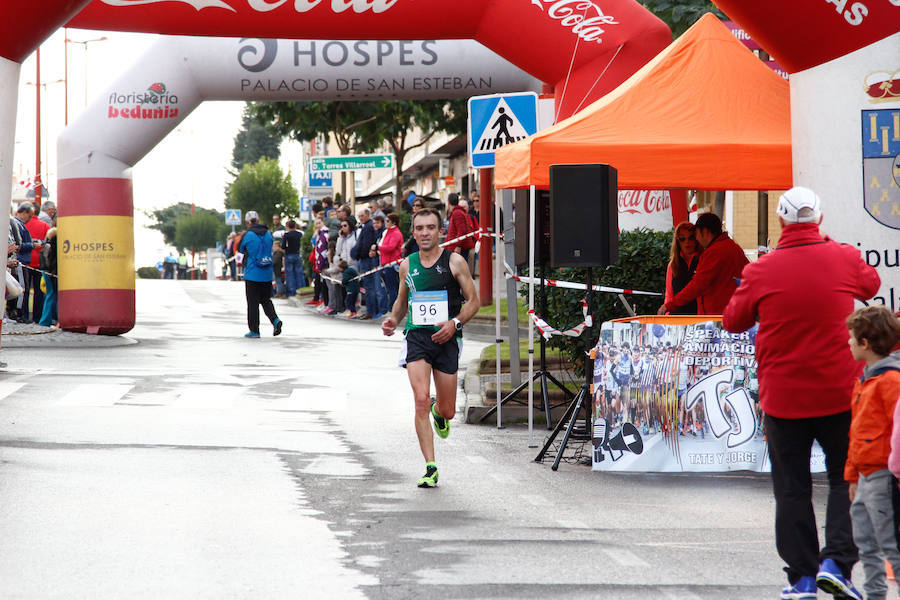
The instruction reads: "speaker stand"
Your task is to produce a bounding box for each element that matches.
[478,261,575,429]
[534,267,595,470]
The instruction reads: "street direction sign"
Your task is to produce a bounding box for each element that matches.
[225,209,242,225]
[310,154,394,172]
[468,91,538,168]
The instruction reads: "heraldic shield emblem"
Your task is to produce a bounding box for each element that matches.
[862,109,900,230]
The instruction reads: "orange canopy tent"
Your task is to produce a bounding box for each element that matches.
[494,13,792,191]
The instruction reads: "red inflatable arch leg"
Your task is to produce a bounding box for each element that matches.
[58,177,135,335]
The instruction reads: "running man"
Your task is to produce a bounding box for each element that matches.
[382,207,479,488]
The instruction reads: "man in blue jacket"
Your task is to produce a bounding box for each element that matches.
[352,208,387,319]
[238,211,282,338]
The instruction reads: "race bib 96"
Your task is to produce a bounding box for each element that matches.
[411,290,449,326]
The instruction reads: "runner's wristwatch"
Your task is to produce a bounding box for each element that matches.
[452,317,463,330]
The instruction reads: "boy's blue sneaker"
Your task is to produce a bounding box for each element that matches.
[244,331,260,338]
[781,576,817,600]
[273,318,283,336]
[816,559,862,600]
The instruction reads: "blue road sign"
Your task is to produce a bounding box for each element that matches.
[225,209,242,226]
[309,171,333,187]
[300,196,311,215]
[468,92,538,169]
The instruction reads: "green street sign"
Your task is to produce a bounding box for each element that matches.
[309,154,394,172]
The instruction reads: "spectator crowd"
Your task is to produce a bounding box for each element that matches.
[220,190,481,321]
[6,200,58,327]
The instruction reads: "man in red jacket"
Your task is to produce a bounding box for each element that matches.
[658,212,748,315]
[445,193,475,261]
[723,186,881,600]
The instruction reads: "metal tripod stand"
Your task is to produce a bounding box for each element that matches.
[534,267,595,470]
[478,261,575,429]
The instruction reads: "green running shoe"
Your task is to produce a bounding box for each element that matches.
[417,462,439,488]
[431,400,450,439]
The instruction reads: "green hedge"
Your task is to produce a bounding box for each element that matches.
[521,227,671,378]
[136,266,162,279]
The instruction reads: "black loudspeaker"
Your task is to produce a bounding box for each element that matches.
[513,189,550,267]
[549,164,618,267]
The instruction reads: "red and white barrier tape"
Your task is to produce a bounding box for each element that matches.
[348,227,494,282]
[530,299,592,340]
[503,262,661,297]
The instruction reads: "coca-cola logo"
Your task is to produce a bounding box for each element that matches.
[618,190,671,215]
[530,0,619,43]
[239,39,278,72]
[101,0,401,13]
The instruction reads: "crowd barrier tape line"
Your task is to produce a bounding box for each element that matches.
[229,227,502,288]
[530,299,592,340]
[502,261,662,297]
[19,264,58,279]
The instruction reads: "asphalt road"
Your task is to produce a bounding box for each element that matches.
[0,279,869,599]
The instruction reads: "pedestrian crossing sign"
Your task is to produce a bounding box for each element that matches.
[225,209,242,226]
[468,92,538,169]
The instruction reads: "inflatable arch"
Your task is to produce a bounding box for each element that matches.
[48,0,672,334]
[56,37,542,333]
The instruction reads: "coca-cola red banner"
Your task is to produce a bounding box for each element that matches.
[67,0,671,119]
[714,0,900,74]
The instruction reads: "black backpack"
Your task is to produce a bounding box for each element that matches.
[39,242,52,270]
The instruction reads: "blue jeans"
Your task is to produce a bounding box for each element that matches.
[38,274,57,326]
[284,253,305,296]
[359,256,386,316]
[381,265,399,313]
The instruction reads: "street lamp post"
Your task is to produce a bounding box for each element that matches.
[65,35,108,107]
[26,75,66,205]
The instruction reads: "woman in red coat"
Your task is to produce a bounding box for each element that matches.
[378,212,404,310]
[662,221,701,315]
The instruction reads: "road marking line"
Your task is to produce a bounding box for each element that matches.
[56,384,133,407]
[520,494,551,507]
[0,382,25,402]
[286,388,348,411]
[658,588,702,600]
[555,519,588,529]
[600,548,649,568]
[466,456,489,464]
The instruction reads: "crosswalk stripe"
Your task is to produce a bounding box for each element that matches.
[56,384,133,407]
[600,548,650,568]
[0,382,26,402]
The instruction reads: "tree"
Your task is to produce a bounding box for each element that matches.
[250,101,382,195]
[642,0,725,37]
[357,99,467,198]
[227,157,299,226]
[231,103,282,175]
[145,202,226,248]
[175,212,225,253]
[251,99,468,199]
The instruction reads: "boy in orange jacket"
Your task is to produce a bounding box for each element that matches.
[844,305,900,600]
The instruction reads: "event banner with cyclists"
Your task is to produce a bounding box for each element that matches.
[590,318,825,473]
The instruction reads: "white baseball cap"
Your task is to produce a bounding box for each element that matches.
[245,210,259,223]
[777,186,821,224]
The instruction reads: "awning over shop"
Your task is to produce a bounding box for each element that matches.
[494,14,792,191]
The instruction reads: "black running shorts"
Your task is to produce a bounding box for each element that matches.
[399,328,463,375]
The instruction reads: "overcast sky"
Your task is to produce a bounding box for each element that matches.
[13,28,252,267]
